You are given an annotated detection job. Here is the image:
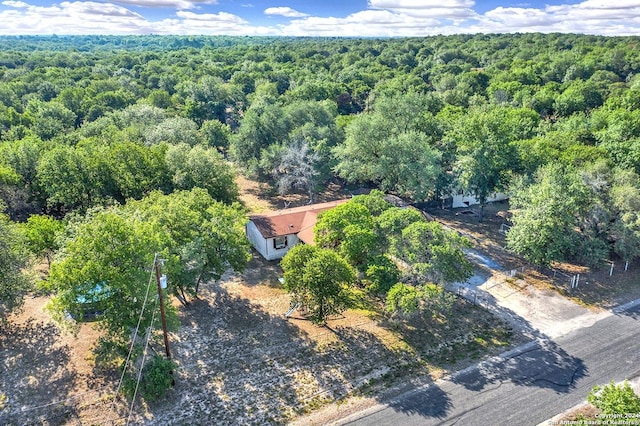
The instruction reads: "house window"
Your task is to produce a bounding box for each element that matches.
[274,236,288,250]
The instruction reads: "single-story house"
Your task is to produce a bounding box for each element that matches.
[246,200,348,260]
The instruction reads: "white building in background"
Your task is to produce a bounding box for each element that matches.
[450,191,509,209]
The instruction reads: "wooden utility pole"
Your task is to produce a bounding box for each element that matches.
[154,254,175,386]
[154,254,171,359]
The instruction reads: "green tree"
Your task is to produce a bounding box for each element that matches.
[48,208,169,345]
[36,145,96,213]
[363,255,400,295]
[350,189,393,217]
[0,163,20,185]
[25,99,76,140]
[377,206,425,251]
[334,93,442,201]
[386,283,456,318]
[339,224,378,269]
[0,209,32,323]
[230,101,288,173]
[200,119,231,152]
[106,141,170,202]
[123,355,177,402]
[22,214,64,267]
[124,189,250,304]
[281,245,356,325]
[314,202,375,251]
[385,283,421,316]
[144,117,200,146]
[610,171,640,263]
[587,381,640,415]
[165,143,239,204]
[506,165,591,266]
[448,107,525,221]
[399,221,473,285]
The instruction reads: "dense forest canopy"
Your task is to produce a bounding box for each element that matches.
[1,33,640,268]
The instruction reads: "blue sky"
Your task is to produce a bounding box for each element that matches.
[1,0,639,36]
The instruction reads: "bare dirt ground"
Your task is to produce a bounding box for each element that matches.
[1,183,522,426]
[145,253,516,425]
[428,201,640,309]
[1,255,515,426]
[0,297,116,425]
[235,173,349,214]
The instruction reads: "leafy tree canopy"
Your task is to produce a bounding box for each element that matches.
[0,209,32,324]
[587,381,640,415]
[281,245,356,324]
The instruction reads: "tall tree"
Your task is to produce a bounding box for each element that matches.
[314,202,375,251]
[281,245,356,325]
[448,107,531,221]
[398,221,473,285]
[0,209,32,324]
[334,93,442,200]
[48,208,167,344]
[165,143,239,204]
[506,164,592,267]
[21,214,64,267]
[36,145,96,213]
[273,142,321,203]
[124,189,251,304]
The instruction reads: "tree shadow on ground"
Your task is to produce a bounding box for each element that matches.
[386,384,453,419]
[239,252,283,287]
[367,286,586,421]
[327,325,455,420]
[614,302,640,320]
[147,280,418,425]
[451,338,587,394]
[0,319,79,425]
[431,288,588,394]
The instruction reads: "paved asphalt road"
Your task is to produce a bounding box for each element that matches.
[339,305,640,426]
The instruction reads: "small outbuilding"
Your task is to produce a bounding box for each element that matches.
[246,200,348,260]
[450,191,509,209]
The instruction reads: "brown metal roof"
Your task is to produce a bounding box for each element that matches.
[249,200,349,242]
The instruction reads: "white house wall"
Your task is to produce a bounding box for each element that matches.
[246,221,301,260]
[246,221,270,259]
[452,192,509,209]
[265,234,300,260]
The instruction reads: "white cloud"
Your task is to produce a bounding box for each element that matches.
[0,1,146,32]
[281,10,441,37]
[0,0,259,34]
[1,0,640,36]
[175,10,246,23]
[2,0,29,7]
[108,0,217,10]
[264,6,308,18]
[369,0,477,19]
[370,0,473,7]
[477,1,640,35]
[573,0,640,9]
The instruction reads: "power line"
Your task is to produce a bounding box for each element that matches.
[126,308,157,426]
[4,259,158,426]
[0,385,113,419]
[109,254,158,423]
